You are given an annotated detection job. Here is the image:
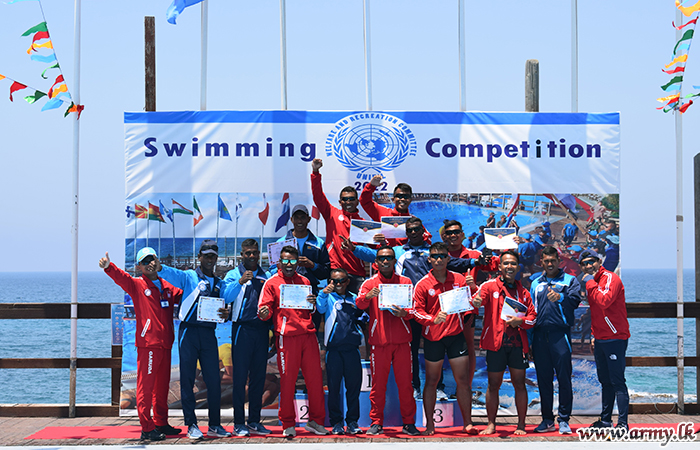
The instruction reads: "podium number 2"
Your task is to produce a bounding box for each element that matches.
[299,404,309,420]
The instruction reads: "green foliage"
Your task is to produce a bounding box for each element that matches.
[601,194,619,218]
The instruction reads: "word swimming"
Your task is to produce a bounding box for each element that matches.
[143,137,317,161]
[425,138,603,163]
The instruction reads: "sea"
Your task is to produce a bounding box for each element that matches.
[0,269,697,405]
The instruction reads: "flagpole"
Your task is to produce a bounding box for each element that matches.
[235,193,239,266]
[458,0,466,111]
[193,217,196,268]
[260,222,264,267]
[279,0,288,110]
[363,0,373,111]
[146,211,150,248]
[200,0,208,110]
[134,209,138,268]
[68,0,82,419]
[158,219,162,256]
[571,0,578,112]
[172,215,176,265]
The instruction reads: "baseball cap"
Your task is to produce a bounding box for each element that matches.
[291,204,309,216]
[520,232,531,240]
[579,249,601,264]
[136,247,157,264]
[199,239,218,256]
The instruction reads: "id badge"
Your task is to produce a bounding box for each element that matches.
[160,300,169,308]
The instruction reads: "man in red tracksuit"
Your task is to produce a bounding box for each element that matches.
[413,242,478,436]
[355,245,420,436]
[99,248,182,441]
[257,246,329,438]
[579,250,630,431]
[311,158,367,293]
[473,250,536,436]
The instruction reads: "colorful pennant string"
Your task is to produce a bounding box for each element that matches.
[659,4,700,113]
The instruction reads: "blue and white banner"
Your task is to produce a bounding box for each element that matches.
[125,111,620,199]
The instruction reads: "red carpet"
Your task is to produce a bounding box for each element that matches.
[24,423,698,440]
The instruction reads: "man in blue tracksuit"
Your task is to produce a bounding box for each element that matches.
[529,246,581,435]
[316,268,366,435]
[157,239,231,439]
[221,238,272,437]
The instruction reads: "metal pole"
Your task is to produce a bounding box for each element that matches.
[571,0,578,112]
[200,0,208,110]
[363,0,373,111]
[694,153,700,411]
[674,6,685,415]
[69,0,82,419]
[458,0,466,111]
[280,0,288,110]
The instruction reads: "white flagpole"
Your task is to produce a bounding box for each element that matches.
[235,193,240,266]
[146,212,150,248]
[363,0,373,111]
[571,0,578,112]
[172,215,176,264]
[459,0,466,111]
[193,218,197,268]
[200,0,208,110]
[68,0,82,419]
[158,217,162,256]
[674,5,685,415]
[279,0,288,110]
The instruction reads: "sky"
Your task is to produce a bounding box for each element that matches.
[0,0,698,272]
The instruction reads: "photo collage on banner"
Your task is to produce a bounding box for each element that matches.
[120,111,620,420]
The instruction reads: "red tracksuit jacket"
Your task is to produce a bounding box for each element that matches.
[585,266,630,340]
[104,263,180,349]
[356,272,414,345]
[258,271,316,336]
[413,270,474,341]
[477,277,536,353]
[311,172,367,277]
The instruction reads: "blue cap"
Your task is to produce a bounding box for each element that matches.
[606,235,620,245]
[588,230,598,236]
[468,232,477,238]
[543,221,550,226]
[520,232,531,240]
[579,249,602,264]
[568,245,583,253]
[136,247,157,264]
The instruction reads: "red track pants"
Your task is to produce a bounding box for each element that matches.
[136,346,171,432]
[276,332,326,429]
[370,342,416,425]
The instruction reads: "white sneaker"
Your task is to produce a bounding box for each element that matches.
[186,424,203,440]
[304,420,329,435]
[436,388,449,401]
[283,426,296,438]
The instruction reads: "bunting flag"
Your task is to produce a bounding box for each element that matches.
[275,193,291,232]
[135,204,148,219]
[193,195,204,226]
[235,201,243,219]
[159,200,173,222]
[218,194,232,221]
[659,5,700,113]
[166,0,205,25]
[23,90,46,104]
[9,82,27,101]
[258,194,270,226]
[172,199,193,215]
[148,202,166,222]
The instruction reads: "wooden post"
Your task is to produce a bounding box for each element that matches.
[145,16,156,112]
[695,153,700,409]
[525,59,539,112]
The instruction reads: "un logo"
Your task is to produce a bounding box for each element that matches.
[325,113,417,180]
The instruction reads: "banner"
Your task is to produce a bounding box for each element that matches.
[120,111,621,420]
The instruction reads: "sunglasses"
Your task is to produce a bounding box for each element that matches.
[339,196,357,202]
[242,250,260,257]
[406,226,423,234]
[443,229,462,236]
[280,259,298,265]
[331,278,348,285]
[430,253,449,260]
[580,259,597,267]
[394,193,411,200]
[376,255,395,262]
[140,255,155,265]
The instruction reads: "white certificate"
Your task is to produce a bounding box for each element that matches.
[350,219,382,245]
[267,238,298,265]
[378,284,413,310]
[380,216,410,239]
[280,284,313,310]
[501,296,528,321]
[438,286,473,315]
[196,296,226,323]
[484,227,518,250]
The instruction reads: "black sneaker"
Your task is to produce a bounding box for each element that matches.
[141,429,166,441]
[590,419,612,428]
[402,424,420,436]
[366,424,383,435]
[616,423,629,432]
[155,424,181,436]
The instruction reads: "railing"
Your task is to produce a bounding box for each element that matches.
[0,302,698,416]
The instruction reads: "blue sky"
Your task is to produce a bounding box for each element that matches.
[0,0,696,271]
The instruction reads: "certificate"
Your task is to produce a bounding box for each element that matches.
[484,227,518,250]
[267,238,298,265]
[280,284,313,310]
[196,296,226,323]
[378,284,413,310]
[380,216,410,239]
[439,286,473,315]
[350,219,382,245]
[501,296,527,321]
